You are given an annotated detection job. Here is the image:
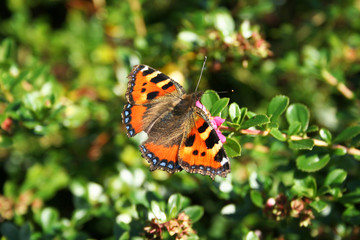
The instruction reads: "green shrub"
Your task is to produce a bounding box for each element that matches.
[0,0,359,239]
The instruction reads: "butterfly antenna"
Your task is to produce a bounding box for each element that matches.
[195,56,207,93]
[217,90,235,95]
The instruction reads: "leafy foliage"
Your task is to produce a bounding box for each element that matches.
[1,0,360,239]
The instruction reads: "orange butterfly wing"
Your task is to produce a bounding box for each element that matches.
[122,65,185,173]
[178,109,230,179]
[139,143,182,174]
[122,65,184,137]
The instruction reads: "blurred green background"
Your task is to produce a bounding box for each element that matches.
[0,0,359,239]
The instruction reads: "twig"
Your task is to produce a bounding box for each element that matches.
[128,0,147,37]
[321,69,354,100]
[221,126,360,156]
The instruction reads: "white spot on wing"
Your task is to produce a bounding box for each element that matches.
[220,157,228,166]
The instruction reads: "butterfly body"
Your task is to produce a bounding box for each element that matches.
[122,65,230,179]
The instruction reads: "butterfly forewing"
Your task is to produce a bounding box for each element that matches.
[125,65,185,104]
[122,65,184,137]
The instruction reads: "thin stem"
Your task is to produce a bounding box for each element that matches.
[220,126,360,156]
[128,0,147,37]
[322,69,354,100]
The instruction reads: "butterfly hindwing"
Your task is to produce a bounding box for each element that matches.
[178,109,230,179]
[140,142,182,174]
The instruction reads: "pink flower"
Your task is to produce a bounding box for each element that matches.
[196,101,226,143]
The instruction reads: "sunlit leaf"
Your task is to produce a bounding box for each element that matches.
[241,114,270,129]
[324,169,347,186]
[224,137,241,157]
[289,139,314,150]
[267,95,289,121]
[286,103,310,132]
[201,90,220,110]
[296,154,330,172]
[229,102,241,123]
[183,206,204,223]
[250,190,264,207]
[334,125,360,143]
[210,98,229,116]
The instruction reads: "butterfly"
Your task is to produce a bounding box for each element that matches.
[122,64,230,179]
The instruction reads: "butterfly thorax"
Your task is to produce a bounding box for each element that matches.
[141,92,201,147]
[173,92,203,116]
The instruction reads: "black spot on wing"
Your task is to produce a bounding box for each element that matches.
[193,150,198,155]
[185,134,195,147]
[205,130,218,149]
[161,81,174,90]
[150,73,168,83]
[147,91,159,100]
[141,88,146,93]
[201,152,206,157]
[222,162,230,170]
[215,148,226,162]
[198,121,209,133]
[142,68,155,76]
[138,65,145,71]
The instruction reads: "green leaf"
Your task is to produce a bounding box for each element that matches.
[340,189,360,204]
[0,222,19,240]
[168,194,189,219]
[119,232,130,240]
[296,154,330,172]
[224,138,241,157]
[288,121,302,136]
[40,207,59,232]
[150,201,166,222]
[289,139,314,150]
[343,206,360,225]
[250,190,264,207]
[310,200,328,212]
[229,102,241,123]
[213,10,235,37]
[239,107,248,124]
[183,206,204,223]
[226,122,241,130]
[291,175,317,198]
[201,90,219,110]
[245,231,260,240]
[334,125,360,143]
[270,128,286,141]
[19,223,31,240]
[267,95,289,121]
[333,148,347,156]
[0,135,13,147]
[210,98,229,116]
[329,187,343,199]
[319,128,332,144]
[168,194,181,219]
[241,114,270,129]
[286,103,310,132]
[324,169,347,186]
[0,38,16,61]
[268,122,278,129]
[307,125,319,133]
